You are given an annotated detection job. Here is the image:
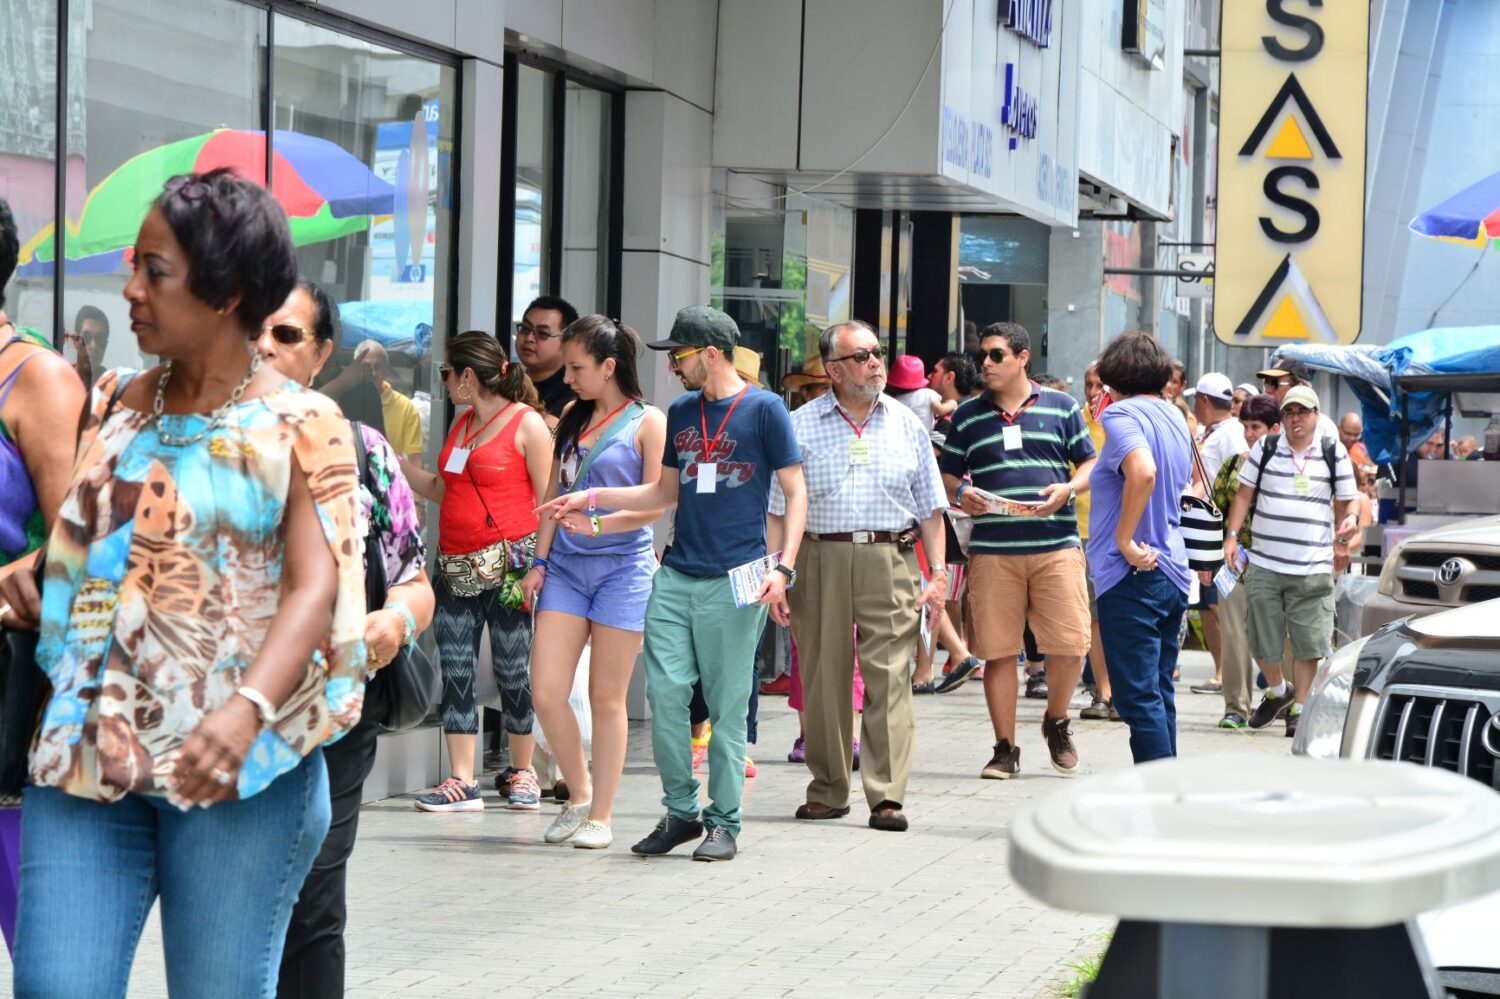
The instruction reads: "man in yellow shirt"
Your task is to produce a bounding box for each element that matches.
[353,340,424,459]
[1078,361,1115,721]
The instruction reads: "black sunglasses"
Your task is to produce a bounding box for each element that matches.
[829,346,886,365]
[515,321,560,340]
[267,323,313,346]
[983,347,1015,363]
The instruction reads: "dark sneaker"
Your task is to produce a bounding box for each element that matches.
[415,777,483,812]
[1080,696,1111,720]
[631,814,704,856]
[1041,715,1079,775]
[787,736,806,763]
[493,766,518,796]
[1286,711,1300,739]
[1249,690,1296,730]
[692,826,737,862]
[980,740,1020,779]
[934,655,982,694]
[1025,672,1049,699]
[1218,713,1248,730]
[1108,701,1122,722]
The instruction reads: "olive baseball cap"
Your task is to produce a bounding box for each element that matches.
[1280,385,1321,411]
[646,306,740,352]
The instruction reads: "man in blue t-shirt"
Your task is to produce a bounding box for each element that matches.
[541,306,806,862]
[938,323,1097,782]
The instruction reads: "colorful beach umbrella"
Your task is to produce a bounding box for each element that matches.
[17,129,394,275]
[1409,170,1500,250]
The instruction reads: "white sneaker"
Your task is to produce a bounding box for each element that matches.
[571,819,613,850]
[543,801,591,844]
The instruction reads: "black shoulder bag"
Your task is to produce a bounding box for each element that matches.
[353,423,439,732]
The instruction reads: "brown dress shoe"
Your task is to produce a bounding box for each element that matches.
[868,805,909,832]
[795,802,850,820]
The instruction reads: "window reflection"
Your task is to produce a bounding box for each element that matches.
[512,65,551,325]
[560,81,610,314]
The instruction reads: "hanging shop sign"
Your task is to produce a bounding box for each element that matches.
[1214,0,1368,347]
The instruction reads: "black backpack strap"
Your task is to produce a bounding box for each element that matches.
[1246,433,1280,530]
[350,421,389,611]
[1321,436,1339,486]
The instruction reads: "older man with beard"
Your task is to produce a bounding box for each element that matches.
[772,321,948,833]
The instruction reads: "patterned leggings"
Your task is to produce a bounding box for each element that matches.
[434,578,534,736]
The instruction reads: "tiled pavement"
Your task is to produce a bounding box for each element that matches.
[2,650,1291,997]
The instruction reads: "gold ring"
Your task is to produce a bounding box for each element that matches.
[211,768,232,786]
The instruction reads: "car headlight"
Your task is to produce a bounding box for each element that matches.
[1376,542,1404,596]
[1292,636,1370,759]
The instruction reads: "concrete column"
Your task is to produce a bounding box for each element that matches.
[1046,222,1106,401]
[620,88,714,720]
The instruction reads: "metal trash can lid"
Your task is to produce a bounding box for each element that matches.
[1008,754,1500,928]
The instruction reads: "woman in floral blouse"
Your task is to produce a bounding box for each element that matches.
[257,279,434,998]
[0,170,366,997]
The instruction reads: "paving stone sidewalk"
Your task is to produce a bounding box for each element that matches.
[1,650,1290,997]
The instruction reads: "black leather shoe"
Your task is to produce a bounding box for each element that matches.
[869,807,909,832]
[631,814,704,856]
[691,826,738,862]
[795,803,851,820]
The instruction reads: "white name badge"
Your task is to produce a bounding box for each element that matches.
[1002,424,1023,451]
[444,447,471,474]
[697,462,718,494]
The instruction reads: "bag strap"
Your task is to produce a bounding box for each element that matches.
[1186,428,1221,517]
[566,400,645,492]
[351,421,390,609]
[1246,433,1280,529]
[1321,436,1339,485]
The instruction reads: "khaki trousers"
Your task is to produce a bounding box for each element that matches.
[1218,577,1254,718]
[789,536,920,810]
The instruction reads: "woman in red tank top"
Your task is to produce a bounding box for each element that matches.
[401,332,552,811]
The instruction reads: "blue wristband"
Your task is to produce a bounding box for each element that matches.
[385,601,418,649]
[956,482,970,501]
[530,556,551,571]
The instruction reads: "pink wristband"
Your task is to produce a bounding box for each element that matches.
[588,488,597,512]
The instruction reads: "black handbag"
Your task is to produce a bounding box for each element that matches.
[0,568,50,798]
[352,423,439,732]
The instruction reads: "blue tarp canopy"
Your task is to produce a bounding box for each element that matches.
[336,299,433,360]
[1270,326,1500,464]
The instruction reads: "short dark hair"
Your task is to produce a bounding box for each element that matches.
[818,319,878,362]
[298,279,341,347]
[1096,331,1173,397]
[524,295,579,329]
[73,304,109,334]
[0,197,17,311]
[1239,392,1282,428]
[1169,357,1187,377]
[979,322,1030,360]
[937,351,977,395]
[154,167,297,335]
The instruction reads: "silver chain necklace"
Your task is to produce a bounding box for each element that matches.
[151,351,261,447]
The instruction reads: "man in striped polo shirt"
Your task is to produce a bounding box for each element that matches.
[939,323,1097,779]
[1221,385,1359,739]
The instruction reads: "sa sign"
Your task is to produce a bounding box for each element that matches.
[1214,1,1368,347]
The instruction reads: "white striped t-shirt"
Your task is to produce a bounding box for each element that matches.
[1238,435,1359,575]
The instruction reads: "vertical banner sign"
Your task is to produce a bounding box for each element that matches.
[1215,1,1368,347]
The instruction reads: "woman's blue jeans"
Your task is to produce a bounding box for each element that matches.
[13,749,330,999]
[1097,569,1188,764]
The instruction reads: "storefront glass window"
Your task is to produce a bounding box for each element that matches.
[0,0,63,342]
[59,0,265,380]
[959,216,1050,364]
[273,14,458,467]
[560,81,611,315]
[512,64,552,324]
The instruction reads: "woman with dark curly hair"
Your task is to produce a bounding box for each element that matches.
[0,168,368,996]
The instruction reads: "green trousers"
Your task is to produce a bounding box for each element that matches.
[642,564,769,836]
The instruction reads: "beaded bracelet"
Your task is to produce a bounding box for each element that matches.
[590,513,602,537]
[385,601,418,649]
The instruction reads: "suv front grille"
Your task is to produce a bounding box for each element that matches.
[1401,580,1440,600]
[1369,686,1500,791]
[1465,584,1500,603]
[1400,551,1500,571]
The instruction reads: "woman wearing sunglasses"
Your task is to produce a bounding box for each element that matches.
[401,333,552,812]
[2,169,367,996]
[255,280,436,998]
[520,316,665,849]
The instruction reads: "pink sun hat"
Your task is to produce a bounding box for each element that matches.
[887,354,929,392]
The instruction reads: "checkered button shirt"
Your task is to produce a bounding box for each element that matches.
[770,391,947,534]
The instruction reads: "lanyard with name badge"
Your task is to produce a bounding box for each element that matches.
[996,391,1039,451]
[697,385,750,494]
[1290,444,1315,495]
[444,402,513,474]
[835,405,874,464]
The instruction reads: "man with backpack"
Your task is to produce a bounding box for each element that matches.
[1220,386,1360,738]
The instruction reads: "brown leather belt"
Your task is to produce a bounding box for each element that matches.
[808,530,908,545]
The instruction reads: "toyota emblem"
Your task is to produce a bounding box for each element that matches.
[1438,558,1466,586]
[1482,714,1500,759]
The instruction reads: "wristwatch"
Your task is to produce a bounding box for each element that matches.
[772,563,797,588]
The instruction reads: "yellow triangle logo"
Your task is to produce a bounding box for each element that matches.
[1263,295,1310,339]
[1265,116,1314,159]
